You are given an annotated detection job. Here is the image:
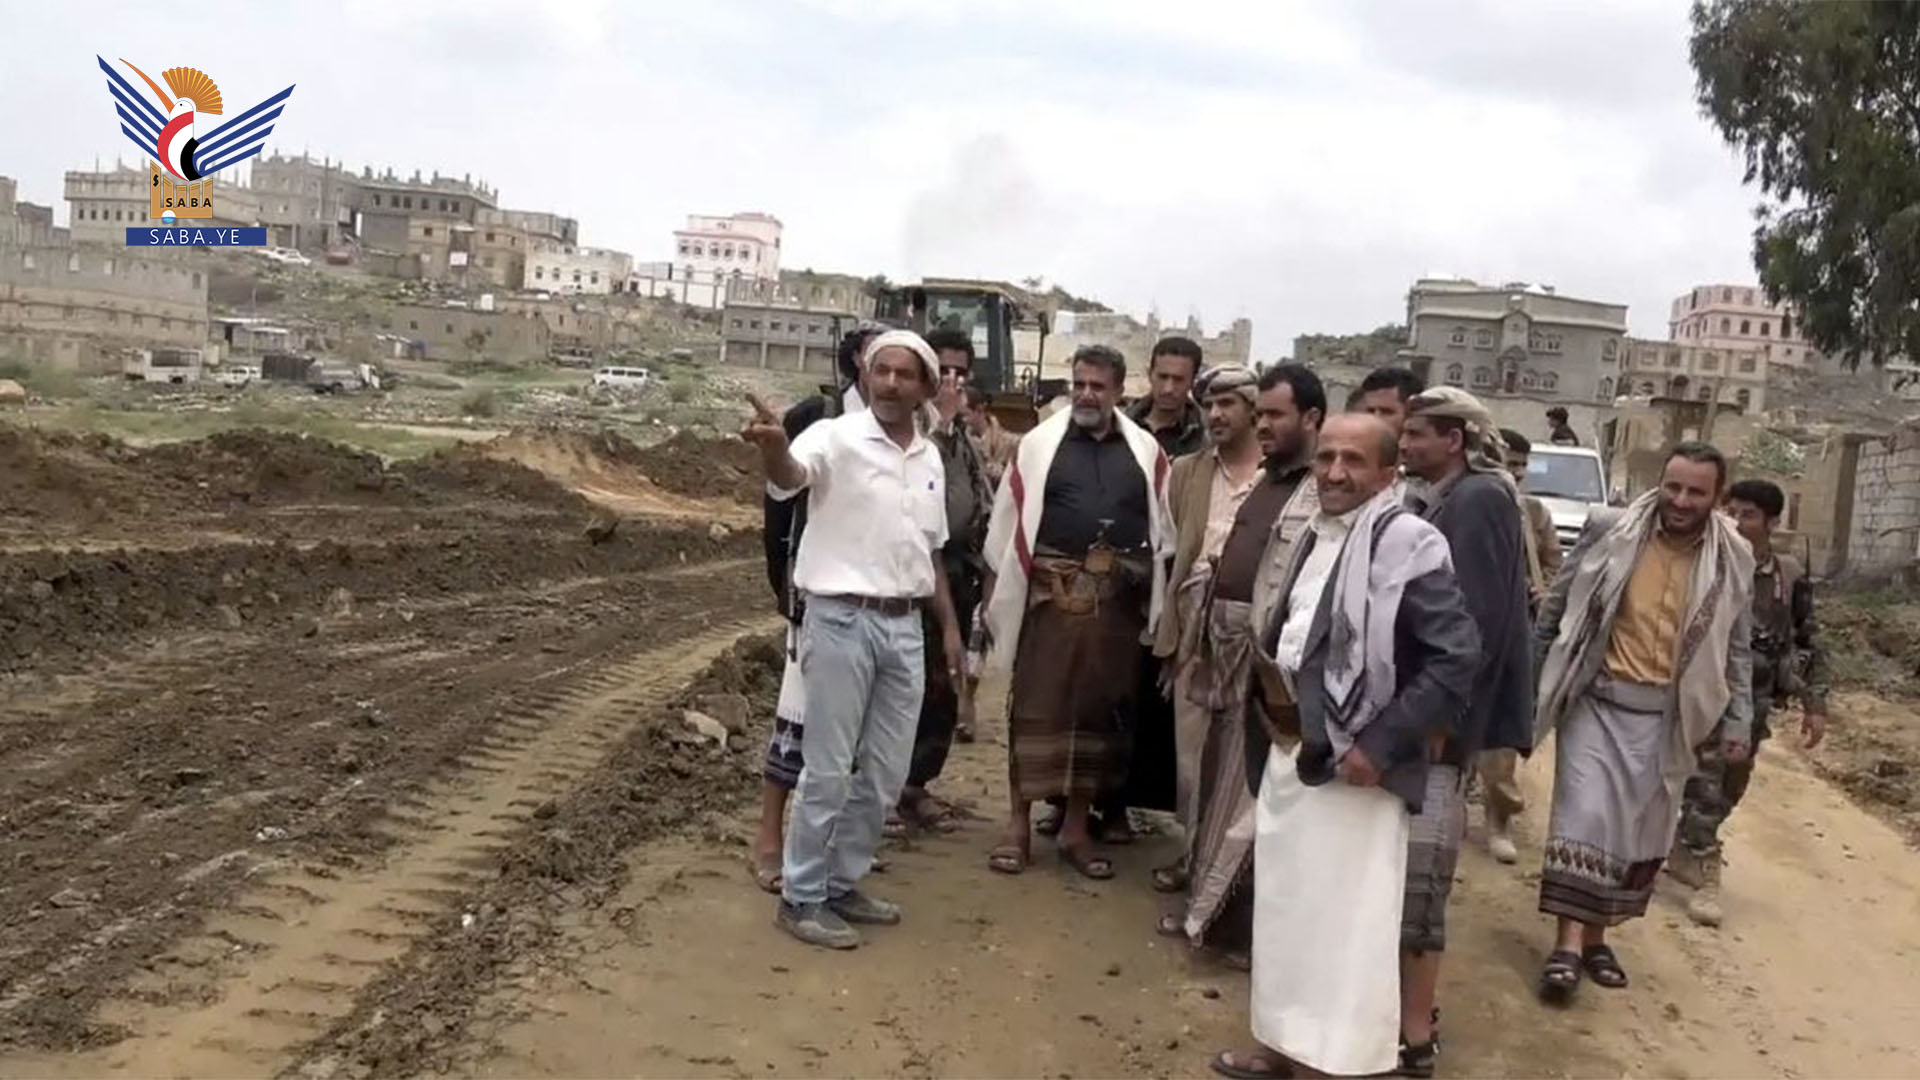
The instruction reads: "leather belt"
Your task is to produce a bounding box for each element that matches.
[816,593,922,617]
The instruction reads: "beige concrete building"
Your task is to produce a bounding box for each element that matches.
[250,152,362,251]
[1669,283,1824,370]
[727,269,874,317]
[1622,338,1771,412]
[355,168,498,284]
[720,301,859,377]
[376,303,549,364]
[1045,311,1253,398]
[673,212,782,284]
[1402,277,1628,405]
[2,175,209,372]
[64,164,263,245]
[527,241,633,296]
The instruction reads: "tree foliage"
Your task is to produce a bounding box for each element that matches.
[1690,0,1920,368]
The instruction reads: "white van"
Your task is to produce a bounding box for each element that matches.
[592,366,653,390]
[1522,445,1610,552]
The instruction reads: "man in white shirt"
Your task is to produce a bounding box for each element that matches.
[742,329,965,950]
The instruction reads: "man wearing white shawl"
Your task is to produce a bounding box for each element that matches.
[1211,414,1478,1080]
[979,345,1175,880]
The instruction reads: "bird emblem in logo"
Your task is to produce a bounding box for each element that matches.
[97,56,294,183]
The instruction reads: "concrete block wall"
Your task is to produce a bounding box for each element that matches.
[1848,430,1920,572]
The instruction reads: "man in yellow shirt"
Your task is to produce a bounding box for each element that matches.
[1530,442,1753,1001]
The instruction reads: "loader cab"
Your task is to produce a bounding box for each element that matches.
[872,282,1051,431]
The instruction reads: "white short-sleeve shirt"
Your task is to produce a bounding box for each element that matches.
[776,409,947,599]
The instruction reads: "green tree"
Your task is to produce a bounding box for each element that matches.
[1690,0,1920,368]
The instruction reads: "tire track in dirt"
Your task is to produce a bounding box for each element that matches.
[2,616,779,1080]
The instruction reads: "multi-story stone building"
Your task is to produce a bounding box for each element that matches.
[1668,283,1824,370]
[250,152,362,251]
[1401,277,1628,404]
[64,164,263,246]
[374,302,549,364]
[355,168,498,284]
[673,212,781,284]
[2,175,209,371]
[1622,338,1772,412]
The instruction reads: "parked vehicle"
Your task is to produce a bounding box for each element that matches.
[260,247,312,267]
[210,364,260,388]
[591,367,653,390]
[122,347,204,385]
[1521,445,1610,552]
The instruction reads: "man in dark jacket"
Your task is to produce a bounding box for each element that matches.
[1213,412,1477,1080]
[1394,387,1534,1075]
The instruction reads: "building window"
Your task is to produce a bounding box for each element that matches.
[732,318,743,328]
[485,231,495,242]
[534,267,543,280]
[1542,372,1558,390]
[1448,326,1465,347]
[21,253,33,270]
[1543,332,1562,353]
[409,320,418,331]
[1782,313,1794,337]
[1521,371,1537,390]
[678,242,690,255]
[1602,338,1618,361]
[1472,366,1492,388]
[1785,347,1796,361]
[810,323,822,334]
[403,196,413,209]
[1444,363,1463,385]
[1721,288,1732,302]
[1736,388,1752,409]
[750,319,761,329]
[1760,320,1771,337]
[445,323,454,334]
[1474,328,1492,347]
[590,272,599,285]
[1720,317,1731,333]
[1697,384,1713,401]
[1666,349,1682,368]
[1738,353,1756,373]
[770,320,782,332]
[423,226,434,237]
[1702,351,1720,371]
[451,200,460,213]
[67,253,80,272]
[1740,319,1751,335]
[572,271,582,283]
[1599,377,1614,400]
[372,194,381,206]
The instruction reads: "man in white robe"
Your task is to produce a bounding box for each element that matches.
[1210,414,1478,1079]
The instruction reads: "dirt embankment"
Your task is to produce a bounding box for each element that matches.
[452,427,769,518]
[1810,592,1920,838]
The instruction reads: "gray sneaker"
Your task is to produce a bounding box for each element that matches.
[827,889,901,926]
[777,900,860,949]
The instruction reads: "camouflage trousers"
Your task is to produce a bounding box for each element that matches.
[1676,703,1771,859]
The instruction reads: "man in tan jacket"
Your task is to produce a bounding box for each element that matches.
[1151,364,1265,885]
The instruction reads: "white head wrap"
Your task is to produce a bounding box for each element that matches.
[859,329,943,428]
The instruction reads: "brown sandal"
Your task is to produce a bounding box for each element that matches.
[752,857,782,894]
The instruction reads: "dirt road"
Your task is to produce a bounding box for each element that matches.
[5,424,1920,1077]
[441,683,1920,1080]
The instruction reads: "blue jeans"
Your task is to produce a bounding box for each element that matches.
[782,596,925,905]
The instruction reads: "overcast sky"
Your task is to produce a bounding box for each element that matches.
[0,0,1761,359]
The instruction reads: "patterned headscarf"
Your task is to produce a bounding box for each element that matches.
[1409,385,1506,470]
[1197,363,1258,406]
